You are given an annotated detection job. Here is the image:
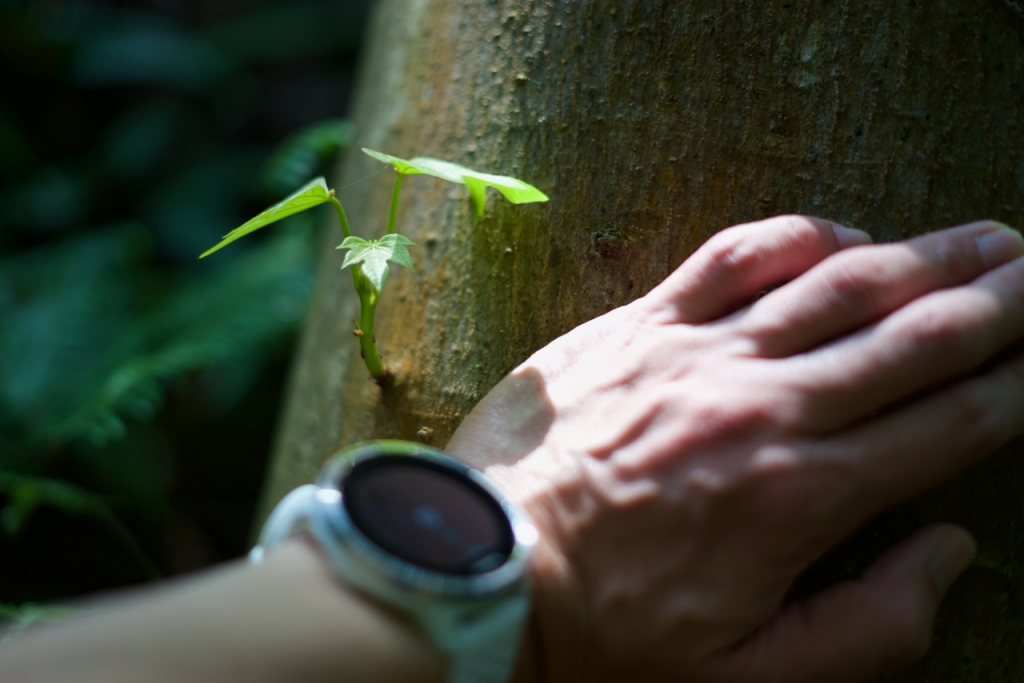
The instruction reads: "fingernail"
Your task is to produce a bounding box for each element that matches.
[976,225,1024,269]
[833,224,873,248]
[928,530,977,597]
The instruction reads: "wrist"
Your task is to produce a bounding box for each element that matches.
[253,537,445,683]
[0,538,444,683]
[483,459,585,683]
[255,443,536,683]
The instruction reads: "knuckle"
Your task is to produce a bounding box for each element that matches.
[907,308,979,364]
[706,215,824,265]
[750,474,814,529]
[953,382,997,430]
[926,241,982,282]
[703,230,765,281]
[755,213,826,238]
[911,222,996,281]
[879,597,933,665]
[769,388,821,432]
[749,450,852,529]
[685,386,777,439]
[821,255,888,312]
[968,219,1007,233]
[775,213,828,242]
[1009,353,1024,392]
[953,379,1011,453]
[1006,272,1024,313]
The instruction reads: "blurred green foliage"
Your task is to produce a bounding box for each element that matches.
[0,601,86,644]
[0,0,369,608]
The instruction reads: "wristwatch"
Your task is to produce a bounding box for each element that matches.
[250,440,537,683]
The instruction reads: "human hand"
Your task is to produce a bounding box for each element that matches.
[446,216,1024,683]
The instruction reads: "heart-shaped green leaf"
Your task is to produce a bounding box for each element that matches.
[361,148,548,224]
[200,176,331,258]
[336,233,416,291]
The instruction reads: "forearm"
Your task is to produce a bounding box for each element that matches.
[0,538,444,683]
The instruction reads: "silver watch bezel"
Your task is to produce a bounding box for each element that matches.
[315,440,535,599]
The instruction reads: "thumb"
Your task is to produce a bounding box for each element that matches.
[723,524,976,683]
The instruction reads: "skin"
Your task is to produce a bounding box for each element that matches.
[2,215,1022,683]
[447,215,1024,683]
[0,538,443,683]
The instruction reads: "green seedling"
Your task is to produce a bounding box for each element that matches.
[200,148,548,381]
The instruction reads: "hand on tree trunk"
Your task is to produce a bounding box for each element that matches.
[447,215,1024,683]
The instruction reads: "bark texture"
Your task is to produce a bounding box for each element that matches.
[263,1,1024,679]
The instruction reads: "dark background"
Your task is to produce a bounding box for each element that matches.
[0,0,370,606]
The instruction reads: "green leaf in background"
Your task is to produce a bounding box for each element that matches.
[0,602,85,644]
[201,1,368,64]
[261,119,355,198]
[337,234,415,291]
[0,471,107,537]
[361,148,548,225]
[0,0,369,599]
[1,221,315,462]
[199,176,330,258]
[72,23,239,92]
[0,470,160,580]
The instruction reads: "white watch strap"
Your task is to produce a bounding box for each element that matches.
[251,484,528,683]
[437,583,529,683]
[248,484,319,565]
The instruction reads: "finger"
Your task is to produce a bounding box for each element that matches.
[780,254,1024,432]
[719,524,975,683]
[745,221,1024,358]
[645,215,870,324]
[822,348,1024,519]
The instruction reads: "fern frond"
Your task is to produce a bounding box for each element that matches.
[1,216,316,465]
[0,602,85,644]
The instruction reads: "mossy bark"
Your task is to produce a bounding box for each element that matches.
[262,1,1024,678]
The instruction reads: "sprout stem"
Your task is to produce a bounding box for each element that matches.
[386,173,404,235]
[357,281,387,380]
[331,193,386,380]
[329,196,352,239]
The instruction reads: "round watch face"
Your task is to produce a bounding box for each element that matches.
[342,455,514,575]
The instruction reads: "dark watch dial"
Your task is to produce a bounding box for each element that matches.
[342,455,514,575]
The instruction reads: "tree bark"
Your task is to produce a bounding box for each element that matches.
[262,0,1024,679]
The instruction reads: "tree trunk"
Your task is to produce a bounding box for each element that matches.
[262,0,1024,678]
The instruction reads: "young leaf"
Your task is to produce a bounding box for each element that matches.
[361,148,424,176]
[200,176,331,258]
[361,148,548,224]
[336,233,416,291]
[464,177,489,226]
